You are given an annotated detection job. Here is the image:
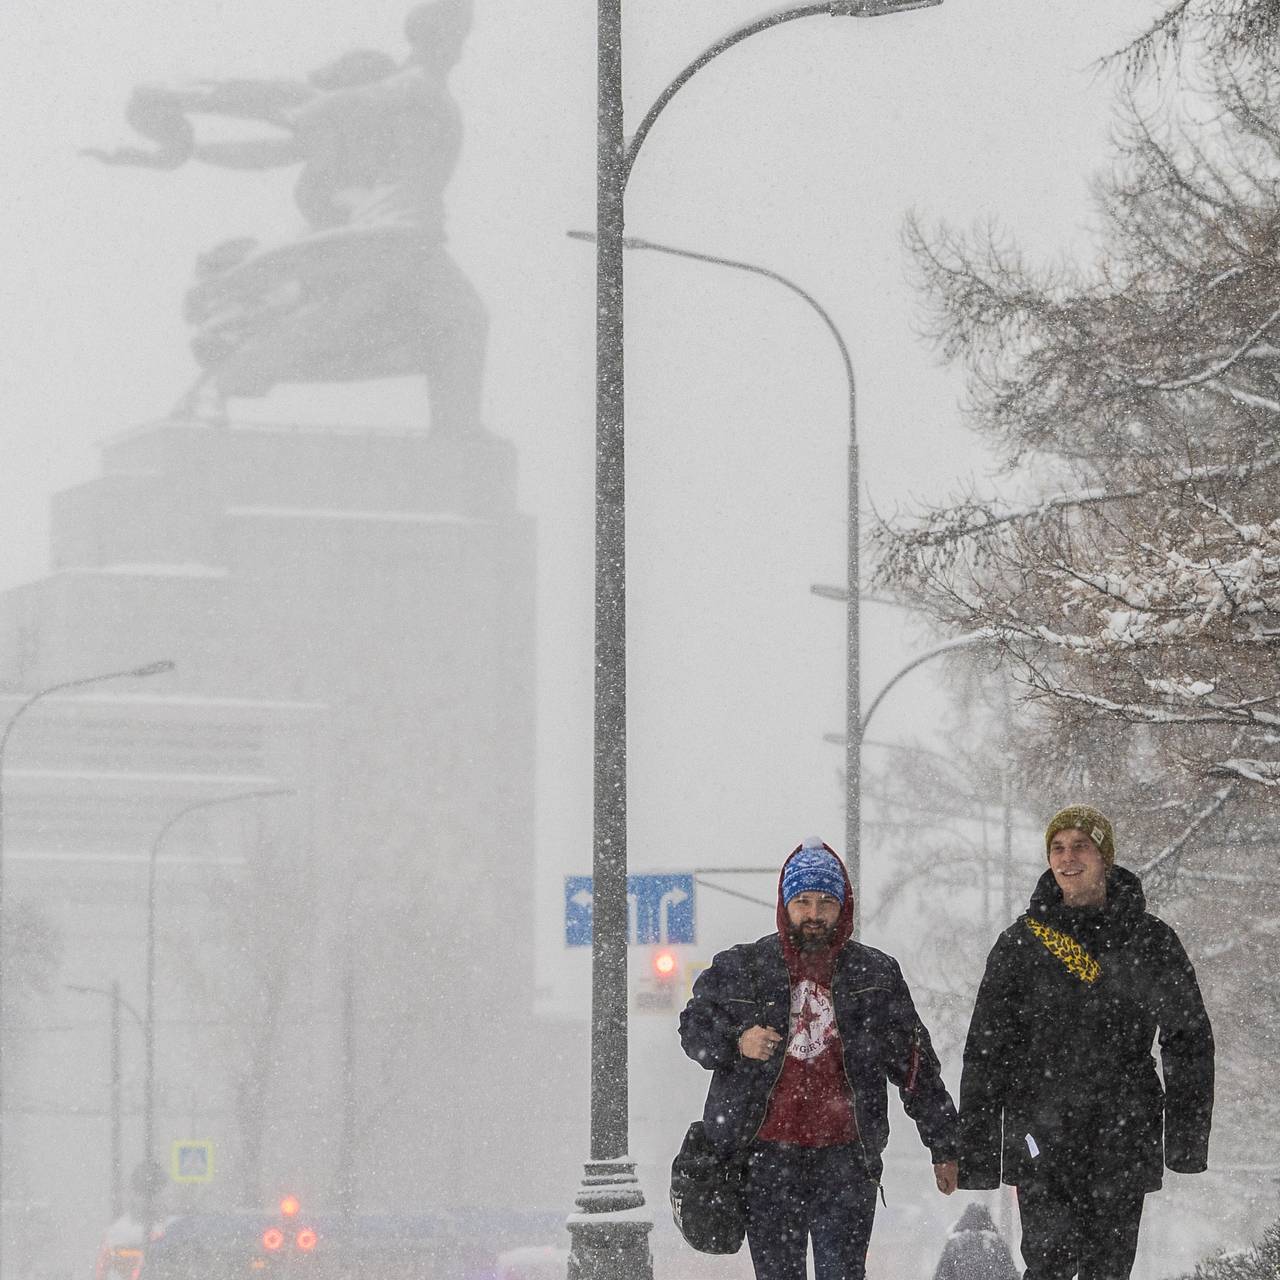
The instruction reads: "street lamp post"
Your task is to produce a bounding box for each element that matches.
[576,3,942,1277]
[0,658,174,1267]
[66,982,146,1220]
[568,231,862,925]
[142,787,294,1235]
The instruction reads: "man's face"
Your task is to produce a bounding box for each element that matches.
[785,891,842,951]
[1048,828,1108,906]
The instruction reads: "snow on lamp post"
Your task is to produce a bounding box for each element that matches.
[577,4,942,1279]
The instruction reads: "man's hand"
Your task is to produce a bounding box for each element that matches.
[933,1161,958,1195]
[738,1025,783,1061]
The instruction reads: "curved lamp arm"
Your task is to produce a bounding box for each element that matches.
[622,0,943,188]
[860,631,995,739]
[0,660,175,762]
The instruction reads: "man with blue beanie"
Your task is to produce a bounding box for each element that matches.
[680,838,958,1280]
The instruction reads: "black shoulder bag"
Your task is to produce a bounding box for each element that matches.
[669,1121,750,1254]
[670,948,767,1255]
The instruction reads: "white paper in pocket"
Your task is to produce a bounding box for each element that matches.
[1025,1134,1040,1158]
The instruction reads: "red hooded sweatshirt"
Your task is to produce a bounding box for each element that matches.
[757,842,859,1146]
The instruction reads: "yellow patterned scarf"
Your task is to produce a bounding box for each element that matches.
[1025,918,1101,984]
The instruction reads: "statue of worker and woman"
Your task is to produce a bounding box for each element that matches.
[85,0,485,435]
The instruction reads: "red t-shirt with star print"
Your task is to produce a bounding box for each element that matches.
[757,976,858,1146]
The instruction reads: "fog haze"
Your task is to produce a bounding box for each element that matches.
[7,2,1243,1278]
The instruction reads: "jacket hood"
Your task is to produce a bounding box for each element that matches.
[1028,863,1146,922]
[776,842,854,981]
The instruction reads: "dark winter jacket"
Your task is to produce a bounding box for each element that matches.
[679,931,959,1177]
[958,865,1214,1193]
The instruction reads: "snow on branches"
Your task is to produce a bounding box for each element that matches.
[1170,1215,1280,1280]
[1113,0,1280,76]
[877,66,1280,802]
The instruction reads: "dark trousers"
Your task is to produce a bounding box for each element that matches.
[1017,1179,1145,1280]
[745,1142,877,1280]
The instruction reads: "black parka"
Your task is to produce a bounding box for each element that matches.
[958,865,1214,1193]
[679,932,958,1177]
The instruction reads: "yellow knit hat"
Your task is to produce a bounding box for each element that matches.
[1045,805,1115,868]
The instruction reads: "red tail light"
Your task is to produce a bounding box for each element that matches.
[296,1229,317,1251]
[262,1229,285,1251]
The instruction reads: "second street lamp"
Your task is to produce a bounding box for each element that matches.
[0,657,174,1260]
[568,229,864,928]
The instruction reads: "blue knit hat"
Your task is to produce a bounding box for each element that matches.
[781,840,846,906]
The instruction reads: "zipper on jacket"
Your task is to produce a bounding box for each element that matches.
[746,954,787,1145]
[748,1030,787,1144]
[832,978,880,1194]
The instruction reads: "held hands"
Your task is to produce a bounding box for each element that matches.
[933,1161,958,1195]
[739,1025,783,1061]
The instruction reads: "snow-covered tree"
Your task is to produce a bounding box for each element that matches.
[1172,1213,1280,1280]
[878,65,1280,847]
[875,61,1280,1184]
[1117,0,1280,72]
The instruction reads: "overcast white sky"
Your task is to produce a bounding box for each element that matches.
[4,0,1167,993]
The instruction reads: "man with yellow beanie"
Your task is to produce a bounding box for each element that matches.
[956,805,1214,1280]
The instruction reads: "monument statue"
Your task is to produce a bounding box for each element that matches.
[86,0,486,434]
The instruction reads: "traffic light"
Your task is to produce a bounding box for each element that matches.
[262,1196,317,1259]
[634,947,681,1012]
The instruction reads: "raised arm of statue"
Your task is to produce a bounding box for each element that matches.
[83,78,315,170]
[191,137,302,170]
[81,83,197,168]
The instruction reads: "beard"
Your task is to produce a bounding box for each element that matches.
[788,920,839,953]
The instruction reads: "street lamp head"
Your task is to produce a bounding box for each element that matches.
[828,0,941,13]
[129,660,176,678]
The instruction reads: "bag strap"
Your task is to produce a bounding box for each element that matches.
[1025,918,1101,984]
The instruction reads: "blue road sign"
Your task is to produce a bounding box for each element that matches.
[564,874,696,947]
[171,1140,214,1183]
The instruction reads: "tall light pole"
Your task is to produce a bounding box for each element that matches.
[142,787,294,1235]
[577,3,942,1278]
[568,230,862,924]
[66,982,146,1220]
[0,658,174,1268]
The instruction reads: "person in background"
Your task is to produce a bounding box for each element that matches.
[931,1203,1018,1280]
[680,838,958,1280]
[957,805,1215,1280]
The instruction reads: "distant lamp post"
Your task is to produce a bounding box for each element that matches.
[577,3,942,1278]
[0,658,174,1256]
[142,787,294,1234]
[66,982,146,1219]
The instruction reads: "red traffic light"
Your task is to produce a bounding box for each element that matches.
[296,1228,317,1251]
[653,949,677,979]
[262,1229,285,1251]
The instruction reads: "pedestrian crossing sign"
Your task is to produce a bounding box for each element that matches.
[171,1140,214,1183]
